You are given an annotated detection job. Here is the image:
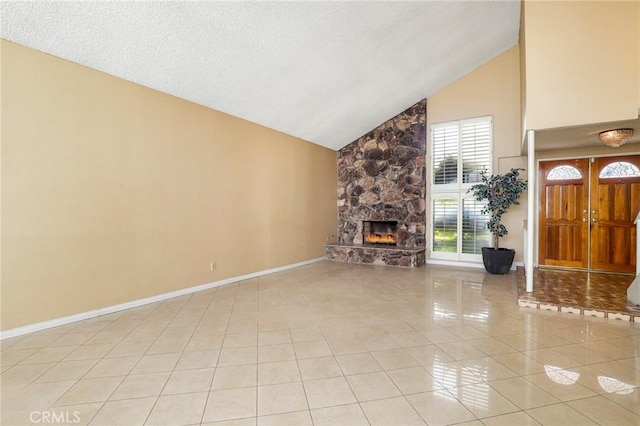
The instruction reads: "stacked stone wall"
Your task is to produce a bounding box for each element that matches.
[337,100,426,249]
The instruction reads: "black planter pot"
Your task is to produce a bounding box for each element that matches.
[481,247,515,274]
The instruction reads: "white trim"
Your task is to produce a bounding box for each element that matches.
[426,259,523,271]
[426,259,485,269]
[536,151,639,162]
[526,129,535,292]
[0,257,325,340]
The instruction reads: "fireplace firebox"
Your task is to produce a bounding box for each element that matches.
[363,221,398,246]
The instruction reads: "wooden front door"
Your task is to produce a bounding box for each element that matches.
[539,155,640,272]
[539,159,590,268]
[590,156,640,272]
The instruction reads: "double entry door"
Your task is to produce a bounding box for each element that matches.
[539,155,640,273]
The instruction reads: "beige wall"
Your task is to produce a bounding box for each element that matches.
[524,0,640,131]
[1,41,337,331]
[427,45,527,261]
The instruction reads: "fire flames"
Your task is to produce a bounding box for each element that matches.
[365,233,397,245]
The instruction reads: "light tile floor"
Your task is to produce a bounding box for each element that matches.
[1,261,639,425]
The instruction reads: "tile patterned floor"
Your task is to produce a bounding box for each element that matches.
[1,261,639,425]
[517,268,640,321]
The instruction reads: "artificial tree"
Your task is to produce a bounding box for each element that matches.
[468,167,528,273]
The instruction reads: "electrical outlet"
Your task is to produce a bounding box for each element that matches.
[210,262,216,271]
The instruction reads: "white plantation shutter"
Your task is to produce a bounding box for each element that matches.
[461,119,492,184]
[432,198,458,254]
[462,198,491,254]
[430,116,492,261]
[432,124,459,185]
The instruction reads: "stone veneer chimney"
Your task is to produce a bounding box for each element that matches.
[337,100,426,249]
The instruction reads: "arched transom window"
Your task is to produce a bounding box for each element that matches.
[547,165,583,180]
[599,161,640,178]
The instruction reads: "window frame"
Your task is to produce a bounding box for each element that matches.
[430,116,493,262]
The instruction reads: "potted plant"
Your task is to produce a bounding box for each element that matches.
[468,168,528,274]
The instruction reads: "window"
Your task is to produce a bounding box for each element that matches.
[547,165,582,180]
[462,198,491,254]
[432,197,458,253]
[431,117,492,261]
[599,161,640,178]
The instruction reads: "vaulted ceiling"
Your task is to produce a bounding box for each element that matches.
[1,1,521,150]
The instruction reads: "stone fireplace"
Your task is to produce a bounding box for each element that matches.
[325,100,426,267]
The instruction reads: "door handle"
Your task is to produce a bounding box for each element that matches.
[592,218,598,223]
[583,218,589,222]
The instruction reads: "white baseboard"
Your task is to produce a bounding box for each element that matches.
[0,257,325,340]
[426,259,485,269]
[426,259,524,271]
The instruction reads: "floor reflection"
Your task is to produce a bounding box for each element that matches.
[545,365,580,385]
[598,376,635,395]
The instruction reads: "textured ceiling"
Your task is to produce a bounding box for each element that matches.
[1,1,520,150]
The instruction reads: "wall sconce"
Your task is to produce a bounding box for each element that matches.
[598,128,633,147]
